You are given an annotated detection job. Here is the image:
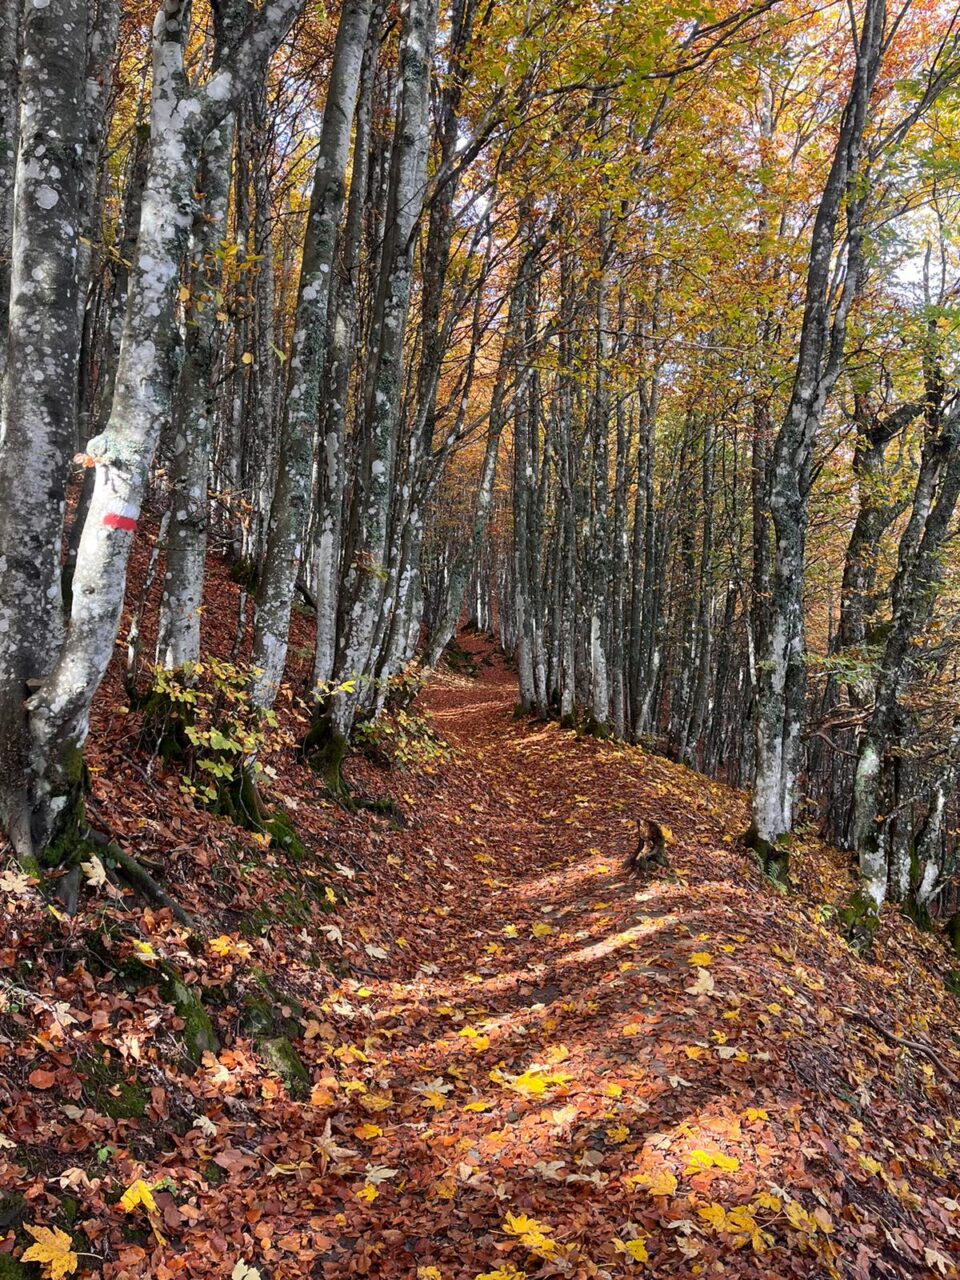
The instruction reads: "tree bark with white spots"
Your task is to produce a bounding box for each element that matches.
[249,0,377,710]
[0,0,19,379]
[0,0,304,863]
[328,0,438,740]
[0,0,88,860]
[749,0,884,879]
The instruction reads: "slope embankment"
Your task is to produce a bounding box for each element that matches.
[2,580,959,1280]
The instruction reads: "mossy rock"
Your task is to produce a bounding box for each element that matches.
[240,995,281,1039]
[838,889,880,951]
[258,1036,310,1099]
[263,809,308,862]
[112,955,218,1065]
[79,1055,149,1120]
[201,1158,227,1187]
[240,972,304,1041]
[582,714,611,741]
[159,967,219,1064]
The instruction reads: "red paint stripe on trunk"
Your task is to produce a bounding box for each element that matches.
[103,512,137,532]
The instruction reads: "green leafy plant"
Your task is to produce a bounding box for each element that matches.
[356,706,452,770]
[146,659,278,810]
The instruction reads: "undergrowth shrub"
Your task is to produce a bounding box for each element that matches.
[144,659,279,810]
[356,705,452,770]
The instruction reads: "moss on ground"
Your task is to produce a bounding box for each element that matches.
[258,1036,310,1099]
[79,1055,149,1120]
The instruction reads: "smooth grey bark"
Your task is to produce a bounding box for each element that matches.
[250,0,376,709]
[751,0,884,864]
[0,0,87,857]
[0,0,304,859]
[0,0,19,378]
[311,11,379,691]
[157,0,247,670]
[587,215,612,728]
[427,401,506,667]
[331,0,438,737]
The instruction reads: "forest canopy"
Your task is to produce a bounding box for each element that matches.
[7,1,960,1277]
[4,0,960,921]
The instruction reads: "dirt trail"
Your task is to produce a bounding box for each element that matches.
[12,624,960,1280]
[227,635,958,1279]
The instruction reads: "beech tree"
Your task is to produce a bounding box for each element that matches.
[0,0,304,862]
[3,0,960,953]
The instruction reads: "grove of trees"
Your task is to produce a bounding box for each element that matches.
[3,0,960,944]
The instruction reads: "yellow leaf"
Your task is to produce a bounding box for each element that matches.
[463,1100,491,1112]
[119,1178,158,1215]
[621,1023,643,1037]
[858,1155,882,1176]
[785,1200,813,1232]
[241,351,254,365]
[699,1202,729,1232]
[502,1069,570,1098]
[356,1182,378,1203]
[354,1123,382,1140]
[742,1108,768,1123]
[605,1083,623,1098]
[685,1149,739,1174]
[502,925,518,938]
[422,1089,447,1110]
[689,952,713,967]
[417,1270,442,1280]
[475,1269,526,1280]
[502,1212,556,1256]
[22,1225,78,1279]
[359,1093,393,1112]
[630,1167,677,1197]
[618,1237,649,1263]
[531,923,553,938]
[132,940,158,961]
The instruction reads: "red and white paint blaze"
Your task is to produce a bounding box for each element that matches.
[102,503,139,532]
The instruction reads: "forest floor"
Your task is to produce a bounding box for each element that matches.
[3,556,960,1280]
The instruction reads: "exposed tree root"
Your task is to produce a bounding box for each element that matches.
[87,829,198,929]
[840,1005,960,1087]
[303,712,402,823]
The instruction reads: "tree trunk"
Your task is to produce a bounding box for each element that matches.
[0,0,304,860]
[0,0,87,859]
[250,0,377,710]
[750,0,884,875]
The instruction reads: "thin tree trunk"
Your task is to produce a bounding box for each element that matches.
[250,0,377,710]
